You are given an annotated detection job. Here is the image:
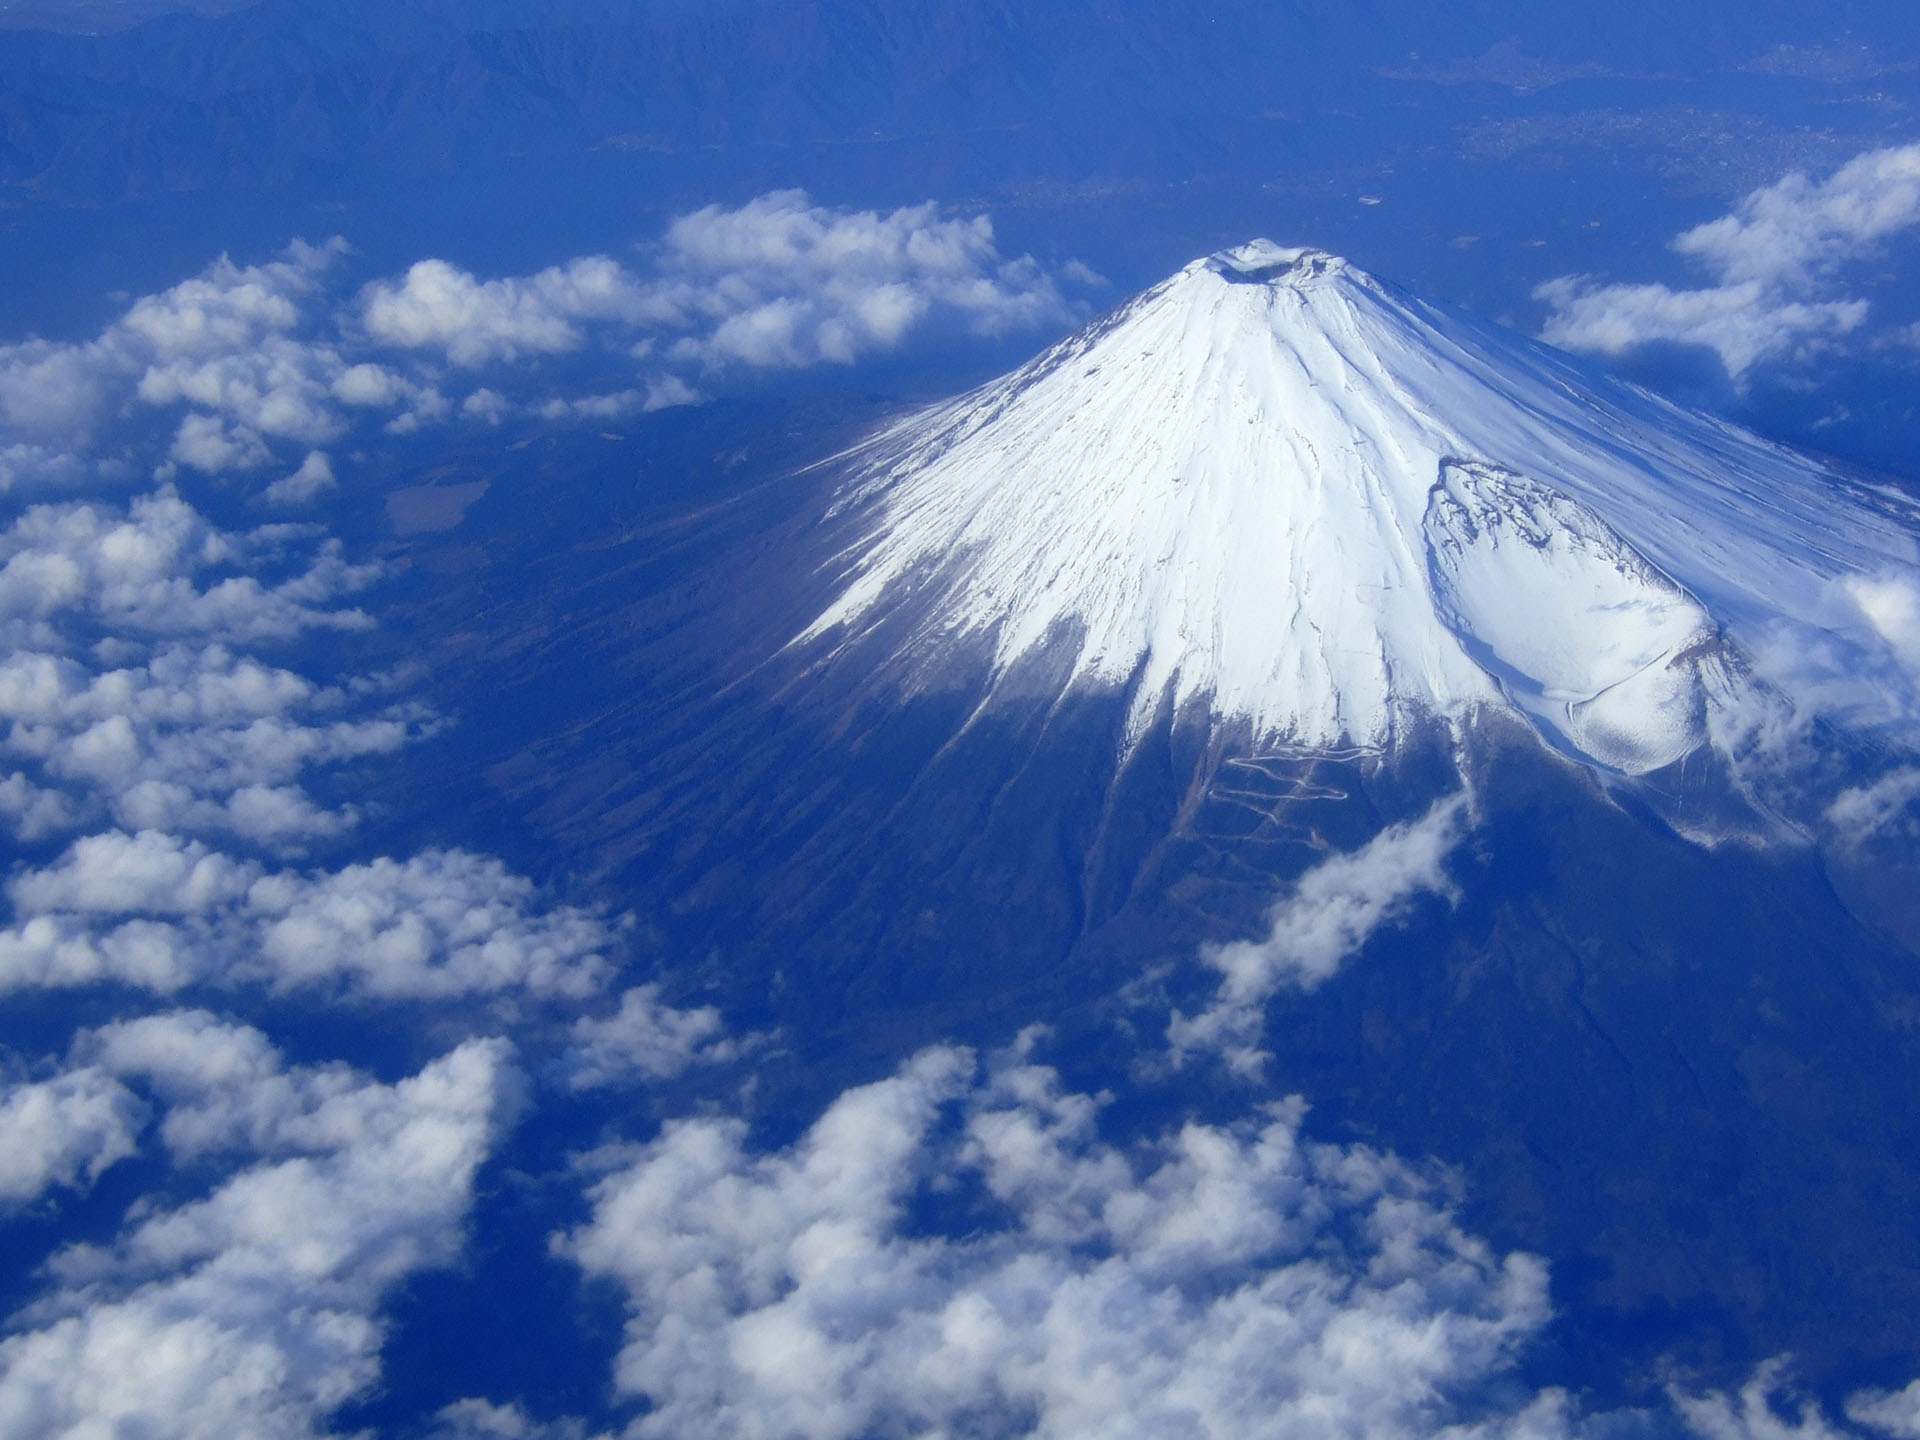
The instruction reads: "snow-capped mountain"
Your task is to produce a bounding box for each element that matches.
[800,241,1920,776]
[362,239,1920,1397]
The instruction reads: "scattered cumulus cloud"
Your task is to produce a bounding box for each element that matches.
[0,832,618,1000]
[0,1022,517,1440]
[115,242,338,359]
[0,200,821,1440]
[360,256,652,367]
[432,1398,616,1440]
[1843,571,1920,677]
[1850,1380,1920,1439]
[459,388,512,425]
[1169,796,1468,1077]
[648,189,1087,370]
[0,487,376,646]
[166,412,274,474]
[564,983,738,1089]
[260,450,336,508]
[0,195,1088,502]
[1670,1359,1908,1440]
[14,191,1919,1440]
[331,361,408,407]
[1674,147,1920,288]
[1538,144,1920,380]
[563,1035,1552,1440]
[538,388,660,423]
[0,443,87,495]
[358,192,1084,379]
[1536,277,1864,381]
[0,1066,146,1208]
[557,1036,1920,1440]
[0,772,79,840]
[1826,766,1920,843]
[0,488,406,845]
[245,848,616,1000]
[0,240,347,453]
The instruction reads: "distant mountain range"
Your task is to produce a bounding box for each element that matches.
[1,0,1915,205]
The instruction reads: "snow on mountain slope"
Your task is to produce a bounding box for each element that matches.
[799,241,1920,774]
[1426,460,1719,774]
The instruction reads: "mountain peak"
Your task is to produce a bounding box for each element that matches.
[799,245,1920,777]
[1198,239,1353,287]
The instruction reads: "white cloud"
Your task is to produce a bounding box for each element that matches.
[383,383,453,435]
[0,221,812,1440]
[1826,766,1920,843]
[0,201,1085,486]
[0,641,414,842]
[0,772,78,840]
[533,380,699,422]
[1538,144,1920,380]
[331,361,408,407]
[565,984,736,1089]
[0,443,89,494]
[1675,147,1920,289]
[0,488,376,645]
[650,189,1083,371]
[0,356,630,1007]
[0,1026,516,1440]
[1169,796,1468,1077]
[563,1037,1552,1440]
[1850,1380,1920,1439]
[10,829,256,915]
[142,340,350,450]
[117,241,344,361]
[261,450,336,508]
[1461,1357,1920,1440]
[1536,277,1864,381]
[0,339,117,443]
[358,191,1085,387]
[641,374,700,411]
[432,1398,614,1440]
[461,388,512,424]
[0,485,407,845]
[244,848,615,1000]
[360,256,650,366]
[1843,571,1920,676]
[76,1011,286,1145]
[77,1009,501,1165]
[1672,1360,1856,1440]
[537,390,643,422]
[166,412,274,474]
[0,833,617,1000]
[0,241,349,453]
[0,1067,145,1207]
[0,912,196,994]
